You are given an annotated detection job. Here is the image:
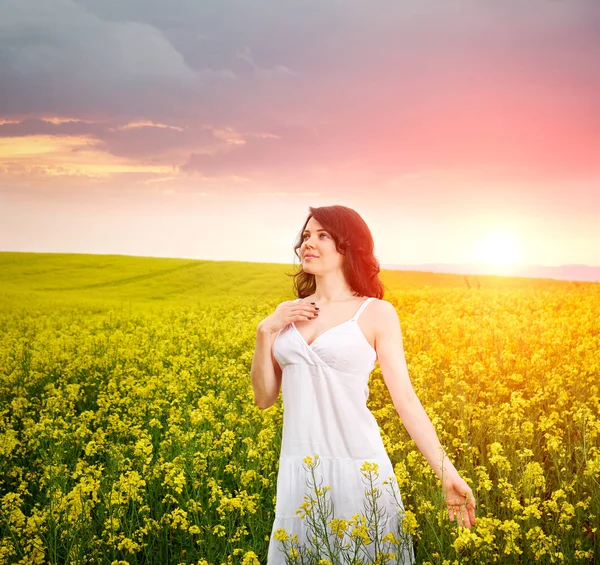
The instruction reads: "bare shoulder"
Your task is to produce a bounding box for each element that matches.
[369,299,401,331]
[365,300,401,357]
[369,298,398,317]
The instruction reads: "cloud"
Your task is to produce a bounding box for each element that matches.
[0,116,219,159]
[0,117,101,137]
[181,126,328,177]
[116,121,185,132]
[236,45,296,78]
[95,123,218,162]
[0,0,203,116]
[0,134,174,177]
[0,0,599,188]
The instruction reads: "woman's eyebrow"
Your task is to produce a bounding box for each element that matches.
[303,229,328,234]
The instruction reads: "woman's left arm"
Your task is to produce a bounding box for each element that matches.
[373,299,477,528]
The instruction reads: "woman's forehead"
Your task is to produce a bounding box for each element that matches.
[305,217,324,230]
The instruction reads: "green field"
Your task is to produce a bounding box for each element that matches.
[1,252,599,565]
[0,251,577,313]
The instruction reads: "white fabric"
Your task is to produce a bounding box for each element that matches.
[267,297,415,564]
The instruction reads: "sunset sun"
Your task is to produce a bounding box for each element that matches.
[474,231,522,267]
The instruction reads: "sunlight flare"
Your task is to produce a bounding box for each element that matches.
[475,231,522,267]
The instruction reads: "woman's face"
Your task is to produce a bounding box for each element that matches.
[300,217,343,273]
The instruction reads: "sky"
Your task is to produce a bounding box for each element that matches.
[1,0,599,271]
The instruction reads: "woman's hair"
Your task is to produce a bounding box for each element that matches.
[288,205,387,299]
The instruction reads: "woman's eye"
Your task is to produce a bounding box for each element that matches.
[303,233,328,240]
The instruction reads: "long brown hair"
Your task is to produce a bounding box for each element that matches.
[287,205,387,299]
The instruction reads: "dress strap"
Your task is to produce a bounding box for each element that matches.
[352,297,375,322]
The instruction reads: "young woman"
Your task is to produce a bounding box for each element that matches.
[251,205,477,564]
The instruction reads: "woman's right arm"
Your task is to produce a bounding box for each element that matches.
[251,322,283,410]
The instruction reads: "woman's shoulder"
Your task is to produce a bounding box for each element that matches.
[369,298,398,317]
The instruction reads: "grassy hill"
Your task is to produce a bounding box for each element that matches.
[1,251,590,314]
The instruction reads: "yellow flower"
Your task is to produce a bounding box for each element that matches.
[452,528,481,553]
[522,461,546,492]
[116,537,141,554]
[241,551,260,565]
[488,442,512,472]
[273,528,290,542]
[328,518,349,538]
[360,461,380,474]
[499,519,522,555]
[401,509,419,536]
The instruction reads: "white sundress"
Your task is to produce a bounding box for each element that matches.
[267,297,415,564]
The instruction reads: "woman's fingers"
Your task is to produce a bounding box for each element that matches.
[447,485,477,528]
[448,503,475,528]
[295,305,318,320]
[467,501,477,526]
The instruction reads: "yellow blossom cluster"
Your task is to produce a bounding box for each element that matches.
[0,269,599,563]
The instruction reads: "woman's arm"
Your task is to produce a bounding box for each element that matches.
[251,323,282,409]
[373,299,477,528]
[373,300,456,481]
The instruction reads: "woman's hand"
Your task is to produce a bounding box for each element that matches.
[442,472,477,528]
[258,299,319,335]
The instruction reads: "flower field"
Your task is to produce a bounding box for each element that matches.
[1,253,599,564]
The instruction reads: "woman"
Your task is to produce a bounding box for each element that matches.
[251,205,477,564]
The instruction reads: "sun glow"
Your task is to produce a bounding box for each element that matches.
[474,231,522,267]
